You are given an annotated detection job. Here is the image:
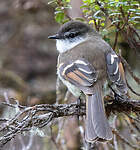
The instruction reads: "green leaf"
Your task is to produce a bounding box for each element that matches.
[90,0,95,3]
[93,10,102,19]
[89,20,94,24]
[48,0,56,5]
[129,9,137,12]
[94,5,100,10]
[130,16,140,21]
[55,12,64,23]
[80,4,88,8]
[136,13,140,15]
[101,22,105,27]
[109,12,121,16]
[55,7,61,11]
[104,37,111,43]
[93,10,101,17]
[62,18,70,23]
[111,20,120,24]
[83,9,89,13]
[55,10,62,14]
[75,17,85,22]
[101,29,108,36]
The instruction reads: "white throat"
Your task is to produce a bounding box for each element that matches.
[56,37,87,53]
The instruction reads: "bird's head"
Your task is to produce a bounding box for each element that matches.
[48,21,97,53]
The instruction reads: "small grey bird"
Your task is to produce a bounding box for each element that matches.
[48,21,127,143]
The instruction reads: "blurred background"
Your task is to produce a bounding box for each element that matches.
[0,0,59,105]
[0,0,59,149]
[0,0,139,150]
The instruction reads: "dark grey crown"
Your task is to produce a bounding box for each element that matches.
[58,21,93,39]
[48,21,97,40]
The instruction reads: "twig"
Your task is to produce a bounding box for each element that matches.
[56,77,62,104]
[120,6,127,23]
[56,0,72,21]
[129,26,140,41]
[113,129,140,150]
[113,28,119,50]
[113,115,119,150]
[0,95,139,147]
[120,56,140,85]
[123,115,138,135]
[126,79,140,96]
[124,113,140,124]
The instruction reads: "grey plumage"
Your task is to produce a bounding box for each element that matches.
[106,52,127,94]
[85,82,113,142]
[49,20,128,143]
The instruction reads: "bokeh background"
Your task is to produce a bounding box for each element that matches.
[0,0,59,104]
[0,0,59,149]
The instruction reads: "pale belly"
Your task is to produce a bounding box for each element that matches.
[57,70,81,98]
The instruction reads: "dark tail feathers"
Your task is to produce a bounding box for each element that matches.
[85,83,113,143]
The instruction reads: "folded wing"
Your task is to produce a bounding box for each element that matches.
[58,58,97,94]
[106,51,127,94]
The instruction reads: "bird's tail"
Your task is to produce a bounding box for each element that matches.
[85,82,113,143]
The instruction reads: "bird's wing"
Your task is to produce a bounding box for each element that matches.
[105,51,127,94]
[58,58,97,94]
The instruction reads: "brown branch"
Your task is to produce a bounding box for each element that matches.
[124,113,140,124]
[126,79,140,96]
[105,98,140,116]
[128,26,140,49]
[120,11,131,30]
[95,0,108,17]
[0,95,140,147]
[96,0,140,53]
[56,0,72,21]
[112,129,140,150]
[120,56,140,85]
[93,19,99,31]
[129,26,140,41]
[113,28,119,50]
[120,6,127,23]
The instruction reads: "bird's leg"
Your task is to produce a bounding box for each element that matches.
[108,84,123,101]
[76,97,81,122]
[86,142,97,150]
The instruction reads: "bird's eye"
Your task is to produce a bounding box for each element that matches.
[69,33,75,38]
[64,32,79,38]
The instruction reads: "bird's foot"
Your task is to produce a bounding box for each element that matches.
[76,97,81,122]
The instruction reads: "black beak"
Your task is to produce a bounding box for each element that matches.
[48,34,60,39]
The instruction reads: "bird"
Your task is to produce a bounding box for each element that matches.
[48,21,127,143]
